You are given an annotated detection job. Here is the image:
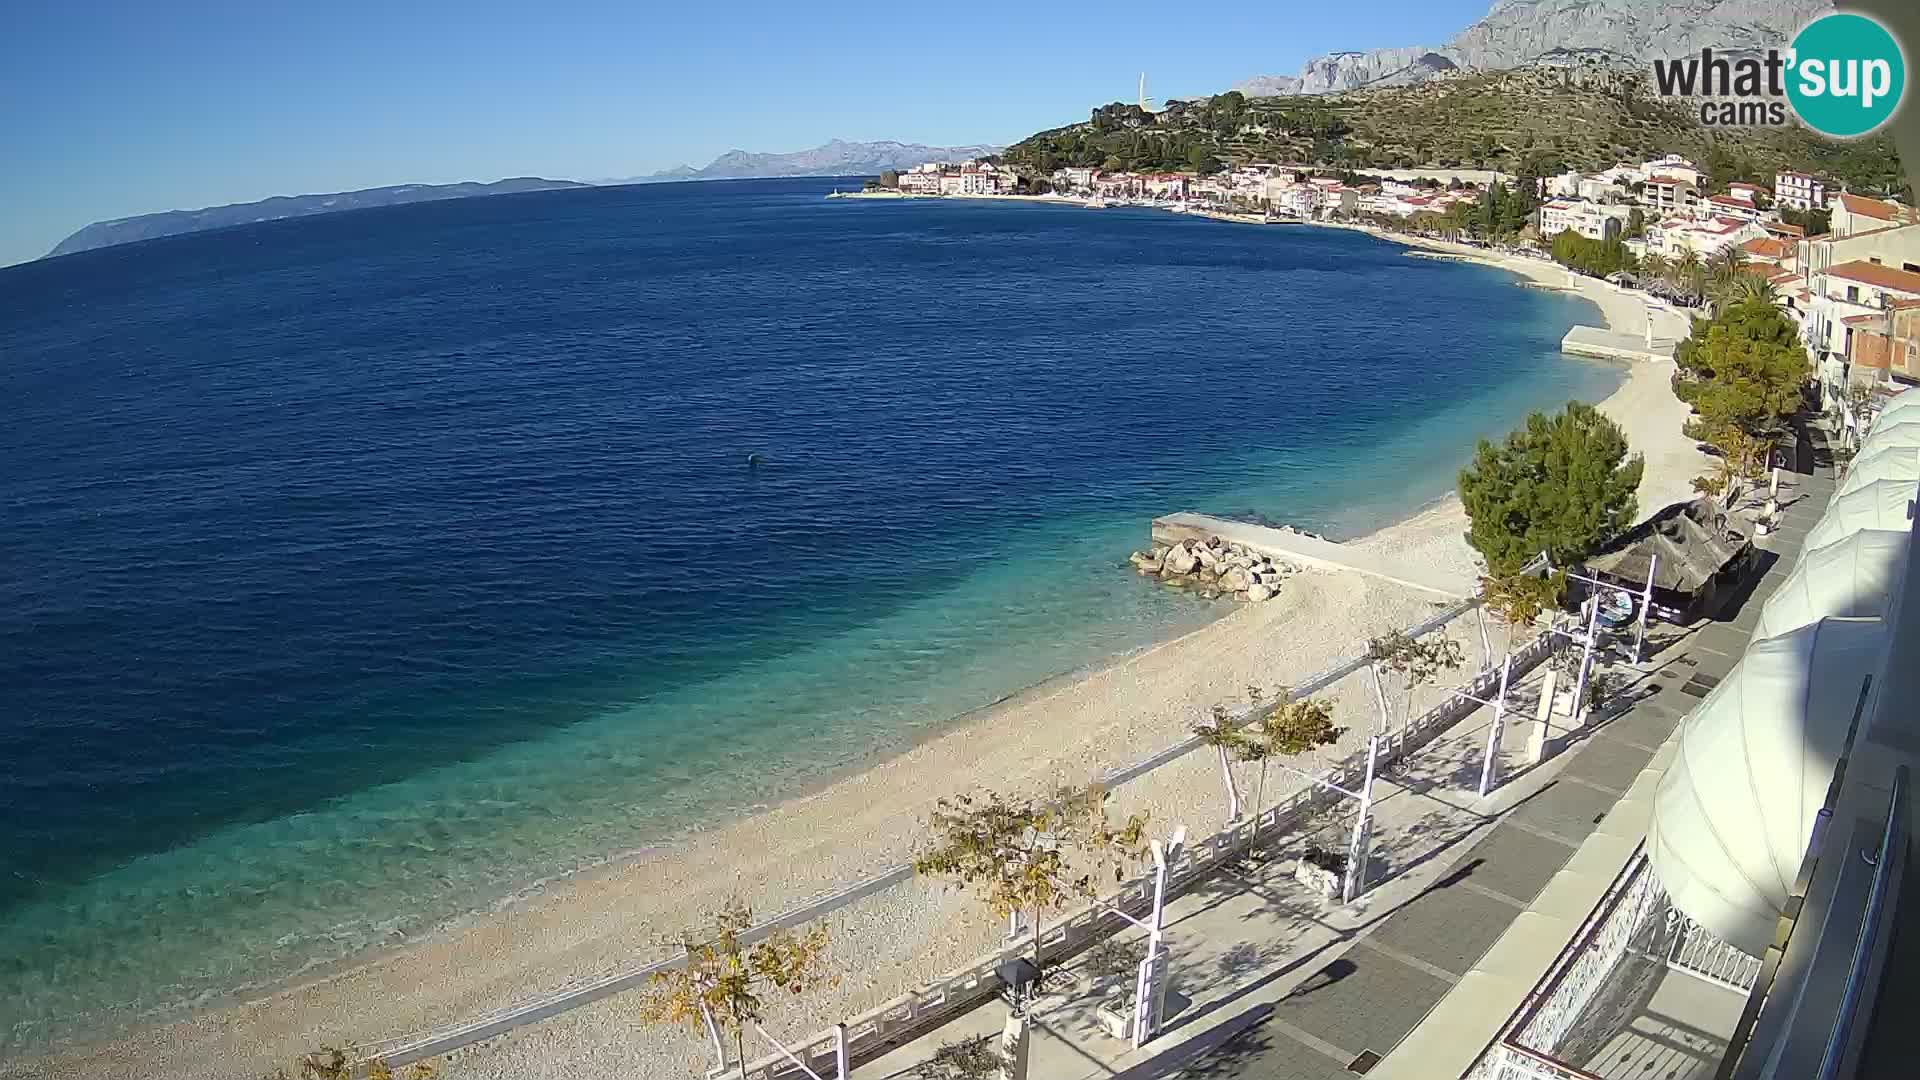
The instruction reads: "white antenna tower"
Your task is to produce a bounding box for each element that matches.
[1138,72,1158,113]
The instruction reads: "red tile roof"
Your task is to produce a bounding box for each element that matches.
[1825,260,1920,294]
[1742,237,1792,259]
[1844,314,1885,326]
[1836,193,1916,222]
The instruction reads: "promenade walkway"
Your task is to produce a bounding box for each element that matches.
[855,432,1834,1080]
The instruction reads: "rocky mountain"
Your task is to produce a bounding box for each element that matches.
[621,139,1003,183]
[1236,0,1832,96]
[48,178,588,259]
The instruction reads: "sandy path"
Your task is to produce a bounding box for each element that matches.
[7,231,1714,1080]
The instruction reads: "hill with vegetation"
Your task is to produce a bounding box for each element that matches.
[48,178,589,259]
[1002,64,1907,199]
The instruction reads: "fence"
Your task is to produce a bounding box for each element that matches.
[741,623,1565,1080]
[365,595,1530,1073]
[1472,850,1664,1080]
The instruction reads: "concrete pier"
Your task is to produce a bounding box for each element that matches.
[1561,325,1674,363]
[1151,512,1475,598]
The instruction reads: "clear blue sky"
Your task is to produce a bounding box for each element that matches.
[1,0,1492,266]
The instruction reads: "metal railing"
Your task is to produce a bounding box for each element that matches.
[741,629,1565,1080]
[362,596,1501,1070]
[1814,764,1909,1080]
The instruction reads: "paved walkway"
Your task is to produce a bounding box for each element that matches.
[845,433,1837,1080]
[1132,437,1834,1079]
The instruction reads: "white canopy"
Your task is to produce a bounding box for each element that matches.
[1803,478,1915,551]
[1751,529,1908,641]
[1872,388,1920,424]
[1649,618,1886,954]
[1834,445,1920,501]
[1858,418,1920,456]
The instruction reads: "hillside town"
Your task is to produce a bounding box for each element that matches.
[877,153,1920,398]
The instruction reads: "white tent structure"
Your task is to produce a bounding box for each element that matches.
[1803,478,1915,551]
[1857,418,1920,456]
[1871,388,1920,424]
[1750,529,1909,641]
[1834,444,1920,501]
[1648,618,1886,955]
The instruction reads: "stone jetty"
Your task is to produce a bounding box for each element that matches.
[1128,535,1302,602]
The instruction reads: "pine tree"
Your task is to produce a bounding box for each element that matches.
[1458,402,1645,574]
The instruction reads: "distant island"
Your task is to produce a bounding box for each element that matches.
[617,139,1004,184]
[46,177,590,259]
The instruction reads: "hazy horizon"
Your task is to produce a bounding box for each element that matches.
[1,0,1493,267]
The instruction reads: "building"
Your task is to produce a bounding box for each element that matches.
[1539,199,1631,241]
[1702,193,1767,223]
[1740,236,1796,270]
[1764,220,1807,244]
[1830,192,1919,238]
[1805,259,1920,359]
[1649,215,1767,258]
[1641,154,1703,187]
[1848,299,1920,384]
[1643,174,1698,216]
[1775,170,1827,210]
[1726,182,1769,206]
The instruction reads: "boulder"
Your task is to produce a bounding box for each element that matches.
[1163,542,1200,575]
[1136,557,1164,575]
[1195,546,1221,569]
[1128,550,1154,568]
[1247,584,1276,602]
[1217,566,1252,592]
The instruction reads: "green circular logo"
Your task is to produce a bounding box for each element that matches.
[1786,13,1906,138]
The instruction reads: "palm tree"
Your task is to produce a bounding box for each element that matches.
[1719,270,1778,307]
[1673,249,1705,307]
[1707,245,1749,300]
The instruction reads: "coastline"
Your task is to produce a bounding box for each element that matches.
[9,216,1715,1080]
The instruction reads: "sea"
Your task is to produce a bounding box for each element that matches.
[0,178,1621,1053]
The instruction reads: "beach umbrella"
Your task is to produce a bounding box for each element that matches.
[1751,529,1908,642]
[1804,478,1916,551]
[1649,617,1885,954]
[1836,445,1920,501]
[1858,418,1920,457]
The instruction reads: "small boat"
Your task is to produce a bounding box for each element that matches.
[1085,196,1108,209]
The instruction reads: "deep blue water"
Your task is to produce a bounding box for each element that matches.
[0,178,1618,1050]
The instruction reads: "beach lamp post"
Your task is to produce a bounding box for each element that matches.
[1341,735,1382,902]
[1463,655,1513,798]
[1131,825,1187,1047]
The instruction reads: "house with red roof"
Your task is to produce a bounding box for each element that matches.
[1830,193,1919,239]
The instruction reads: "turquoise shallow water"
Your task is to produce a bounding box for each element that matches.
[0,179,1620,1051]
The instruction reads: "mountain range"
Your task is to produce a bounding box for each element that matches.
[1236,0,1833,96]
[47,178,589,259]
[619,139,1003,183]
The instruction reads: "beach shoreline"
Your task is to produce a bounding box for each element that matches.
[7,212,1715,1080]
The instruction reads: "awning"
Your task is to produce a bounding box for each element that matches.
[1752,529,1909,642]
[1649,618,1886,954]
[1835,445,1920,501]
[1804,478,1915,550]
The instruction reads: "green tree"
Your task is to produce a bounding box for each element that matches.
[1673,297,1809,495]
[1458,402,1645,574]
[1626,207,1646,239]
[635,900,833,1074]
[914,785,1148,978]
[1187,144,1223,175]
[878,169,900,189]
